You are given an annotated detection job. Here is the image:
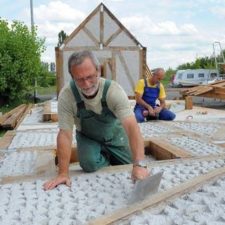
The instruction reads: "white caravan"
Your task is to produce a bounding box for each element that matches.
[172,69,219,87]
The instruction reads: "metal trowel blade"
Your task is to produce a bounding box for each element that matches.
[128,172,163,204]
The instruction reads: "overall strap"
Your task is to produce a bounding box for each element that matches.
[156,82,160,89]
[101,79,111,108]
[70,80,85,116]
[144,77,148,87]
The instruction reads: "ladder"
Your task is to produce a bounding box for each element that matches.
[213,41,225,78]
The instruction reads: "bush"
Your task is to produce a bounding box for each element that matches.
[0,19,45,103]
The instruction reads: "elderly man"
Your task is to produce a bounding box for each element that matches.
[134,68,176,122]
[43,51,149,190]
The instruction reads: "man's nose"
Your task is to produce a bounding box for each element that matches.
[82,79,92,87]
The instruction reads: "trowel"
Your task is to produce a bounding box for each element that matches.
[128,172,163,204]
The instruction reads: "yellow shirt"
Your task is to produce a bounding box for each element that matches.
[135,79,166,99]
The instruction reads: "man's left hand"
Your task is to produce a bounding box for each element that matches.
[154,106,162,114]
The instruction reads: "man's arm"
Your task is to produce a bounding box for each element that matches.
[43,129,72,190]
[121,115,149,180]
[154,98,166,114]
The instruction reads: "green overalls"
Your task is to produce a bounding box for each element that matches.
[70,79,132,172]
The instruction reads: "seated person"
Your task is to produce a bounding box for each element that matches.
[134,68,176,122]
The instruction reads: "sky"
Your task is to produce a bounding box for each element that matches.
[1,0,225,70]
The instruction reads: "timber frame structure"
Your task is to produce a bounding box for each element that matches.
[55,3,148,97]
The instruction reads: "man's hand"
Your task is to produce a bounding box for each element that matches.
[154,106,162,114]
[43,174,71,190]
[147,106,155,116]
[131,166,149,182]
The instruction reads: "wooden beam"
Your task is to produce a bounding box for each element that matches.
[144,138,192,160]
[111,51,116,80]
[185,96,193,109]
[83,27,99,46]
[198,92,225,100]
[0,130,16,149]
[0,104,26,126]
[100,5,104,45]
[43,101,58,122]
[63,46,141,51]
[55,47,64,96]
[104,28,122,46]
[15,104,33,129]
[214,86,225,94]
[1,104,27,129]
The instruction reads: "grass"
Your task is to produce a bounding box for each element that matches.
[36,85,56,95]
[0,130,6,137]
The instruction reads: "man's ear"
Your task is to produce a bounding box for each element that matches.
[97,66,101,77]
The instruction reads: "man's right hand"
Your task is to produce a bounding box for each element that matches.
[43,174,71,191]
[147,106,155,116]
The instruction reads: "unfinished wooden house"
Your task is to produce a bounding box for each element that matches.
[55,3,148,97]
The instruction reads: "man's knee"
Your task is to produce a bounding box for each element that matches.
[158,109,174,121]
[79,157,99,172]
[170,112,176,120]
[166,110,176,120]
[79,154,108,172]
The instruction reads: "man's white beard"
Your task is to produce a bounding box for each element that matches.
[81,78,100,97]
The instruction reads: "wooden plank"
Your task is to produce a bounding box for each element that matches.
[0,104,26,126]
[111,51,116,80]
[89,165,225,225]
[1,104,27,129]
[144,138,192,160]
[192,86,213,96]
[104,28,122,46]
[15,104,33,129]
[211,80,225,86]
[185,96,193,109]
[100,5,104,45]
[83,27,99,46]
[0,130,16,149]
[43,101,58,122]
[198,92,225,99]
[63,46,141,51]
[55,47,64,96]
[182,86,201,96]
[214,86,225,94]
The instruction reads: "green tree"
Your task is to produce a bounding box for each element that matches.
[177,56,215,70]
[57,30,68,47]
[163,67,176,87]
[0,18,45,102]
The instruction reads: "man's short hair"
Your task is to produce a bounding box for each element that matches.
[151,68,164,76]
[68,50,100,76]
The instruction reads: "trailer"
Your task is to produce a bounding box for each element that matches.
[172,69,219,87]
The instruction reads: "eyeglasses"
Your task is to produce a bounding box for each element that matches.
[74,73,97,84]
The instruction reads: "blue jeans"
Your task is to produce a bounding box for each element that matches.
[134,107,176,122]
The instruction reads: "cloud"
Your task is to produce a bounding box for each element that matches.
[20,1,86,63]
[34,1,85,22]
[121,15,198,36]
[211,7,225,18]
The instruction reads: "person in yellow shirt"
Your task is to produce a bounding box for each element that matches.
[134,68,176,122]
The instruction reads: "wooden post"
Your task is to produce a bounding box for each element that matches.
[55,47,63,98]
[185,96,193,109]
